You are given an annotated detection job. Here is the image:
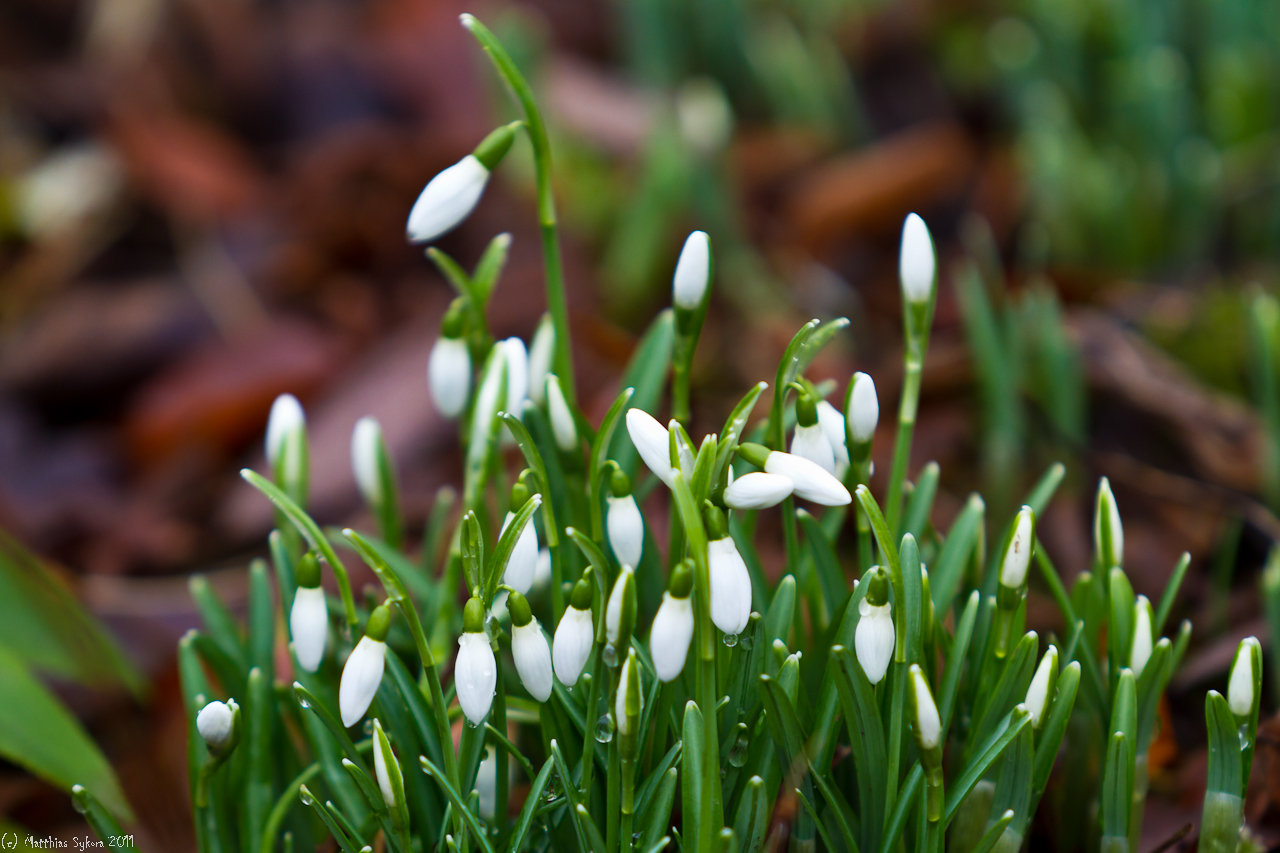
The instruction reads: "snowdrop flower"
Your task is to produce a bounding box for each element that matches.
[499,337,529,416]
[908,664,941,751]
[737,442,850,506]
[855,569,894,685]
[606,470,644,568]
[791,394,836,475]
[1229,637,1261,718]
[455,598,497,725]
[406,122,518,244]
[428,336,471,419]
[816,399,849,479]
[197,699,238,753]
[724,472,794,510]
[266,393,308,500]
[899,213,935,303]
[527,314,555,405]
[672,231,712,311]
[508,592,553,702]
[626,408,675,487]
[1130,597,1154,678]
[1025,645,1059,728]
[1094,477,1124,569]
[553,578,595,686]
[339,604,392,727]
[847,372,879,445]
[616,649,642,752]
[372,719,404,816]
[351,416,388,508]
[546,374,578,452]
[290,553,328,673]
[266,394,305,469]
[605,566,637,653]
[650,562,695,682]
[500,485,541,595]
[999,506,1036,589]
[706,507,752,636]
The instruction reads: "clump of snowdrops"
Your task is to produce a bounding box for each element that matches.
[68,15,1264,853]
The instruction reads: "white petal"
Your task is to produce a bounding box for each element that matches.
[527,316,555,405]
[406,155,489,244]
[791,423,836,475]
[764,452,850,506]
[723,472,793,510]
[513,622,554,702]
[1025,646,1057,727]
[1229,639,1258,717]
[1129,597,1153,678]
[266,394,305,466]
[501,511,540,595]
[708,537,752,635]
[546,375,578,451]
[816,400,849,477]
[500,338,529,414]
[672,231,711,310]
[626,409,674,487]
[650,594,694,682]
[339,637,387,727]
[455,632,498,725]
[351,416,383,505]
[606,567,633,644]
[855,600,894,685]
[1000,510,1034,588]
[899,213,935,303]
[606,495,645,568]
[847,373,879,444]
[373,729,399,809]
[428,338,472,418]
[197,701,234,749]
[290,586,329,673]
[911,669,941,749]
[553,607,594,686]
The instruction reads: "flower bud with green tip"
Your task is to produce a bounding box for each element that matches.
[339,603,392,727]
[427,300,472,418]
[406,121,520,244]
[372,719,408,832]
[846,372,879,452]
[509,591,553,702]
[907,664,944,821]
[266,393,308,506]
[197,699,240,755]
[545,374,578,452]
[290,552,328,672]
[1130,596,1154,678]
[994,505,1035,657]
[899,213,936,305]
[855,568,894,685]
[527,314,554,405]
[1229,637,1261,720]
[606,469,644,568]
[605,566,637,662]
[1094,477,1124,570]
[791,392,836,475]
[672,231,711,313]
[735,442,850,506]
[616,648,643,758]
[706,505,752,636]
[500,482,539,595]
[553,575,595,686]
[456,597,497,725]
[1025,645,1059,728]
[650,560,695,682]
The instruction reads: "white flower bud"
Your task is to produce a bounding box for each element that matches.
[266,394,305,468]
[290,586,329,673]
[499,338,529,415]
[855,600,894,685]
[763,451,851,506]
[372,720,402,811]
[351,416,384,506]
[791,422,836,476]
[606,566,635,646]
[606,495,645,569]
[816,400,849,479]
[527,315,555,405]
[512,622,554,703]
[455,631,497,725]
[500,510,539,595]
[910,666,941,750]
[197,700,235,750]
[626,409,675,487]
[1025,645,1058,727]
[847,373,879,444]
[406,155,489,244]
[1130,597,1153,678]
[553,606,594,687]
[899,213,935,303]
[616,652,640,736]
[1094,478,1124,569]
[672,231,711,310]
[546,375,578,452]
[1229,638,1259,718]
[724,472,794,510]
[708,537,752,635]
[1000,507,1035,588]
[339,636,387,727]
[428,337,472,419]
[650,593,694,682]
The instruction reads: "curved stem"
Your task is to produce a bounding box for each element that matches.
[258,740,374,853]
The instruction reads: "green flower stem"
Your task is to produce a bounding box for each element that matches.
[886,300,933,534]
[853,460,874,572]
[620,755,636,853]
[580,648,606,806]
[883,661,907,833]
[494,655,509,832]
[462,15,576,405]
[606,666,621,853]
[672,335,693,427]
[258,741,374,853]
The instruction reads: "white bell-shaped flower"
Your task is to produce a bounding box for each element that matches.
[406,155,490,244]
[816,399,849,478]
[708,537,752,636]
[197,700,236,751]
[500,505,540,595]
[339,605,391,727]
[847,372,879,444]
[899,213,935,303]
[855,599,894,685]
[651,562,695,682]
[672,231,711,310]
[553,578,595,686]
[1229,638,1260,717]
[455,599,497,725]
[625,409,675,487]
[508,593,553,702]
[290,586,329,673]
[762,450,850,506]
[791,423,835,476]
[546,374,578,452]
[606,493,645,569]
[724,472,794,510]
[428,337,472,419]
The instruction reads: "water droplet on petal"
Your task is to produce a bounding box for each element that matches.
[727,735,749,767]
[299,698,311,709]
[723,633,738,648]
[602,644,618,667]
[595,713,615,743]
[363,719,374,735]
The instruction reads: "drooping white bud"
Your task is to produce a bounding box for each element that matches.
[606,495,645,569]
[724,472,794,510]
[527,315,555,405]
[512,622,554,703]
[1130,597,1153,678]
[650,593,694,682]
[816,400,849,478]
[266,394,305,468]
[197,700,235,750]
[290,586,329,673]
[791,423,836,476]
[626,409,675,487]
[552,606,594,687]
[763,451,851,506]
[500,510,539,595]
[351,416,384,506]
[909,665,942,750]
[455,631,497,725]
[545,375,578,452]
[1229,638,1260,718]
[672,231,712,310]
[999,507,1035,588]
[708,537,752,636]
[339,636,388,727]
[847,373,879,444]
[899,213,936,303]
[1025,645,1058,727]
[855,600,894,685]
[428,337,472,419]
[406,155,490,244]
